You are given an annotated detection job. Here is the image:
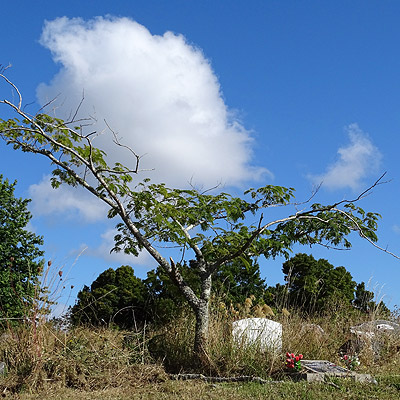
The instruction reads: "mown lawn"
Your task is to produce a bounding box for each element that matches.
[17,375,400,400]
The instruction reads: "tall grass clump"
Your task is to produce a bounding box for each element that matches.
[0,262,165,395]
[147,306,197,373]
[149,298,282,377]
[280,298,400,374]
[148,294,400,379]
[0,323,166,393]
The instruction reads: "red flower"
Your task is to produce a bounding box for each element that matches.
[286,352,290,358]
[299,354,303,359]
[295,356,299,362]
[291,353,295,358]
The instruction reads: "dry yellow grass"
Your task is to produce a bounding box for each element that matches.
[0,297,399,397]
[15,376,400,400]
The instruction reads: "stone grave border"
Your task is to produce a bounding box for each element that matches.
[286,360,377,384]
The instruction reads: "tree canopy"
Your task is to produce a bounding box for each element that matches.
[0,175,44,322]
[70,265,148,329]
[71,257,267,329]
[282,253,356,312]
[213,257,267,306]
[264,253,389,315]
[353,281,387,313]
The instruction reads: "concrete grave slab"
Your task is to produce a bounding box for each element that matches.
[290,360,377,384]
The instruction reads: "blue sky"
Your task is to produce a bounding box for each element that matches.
[1,1,399,312]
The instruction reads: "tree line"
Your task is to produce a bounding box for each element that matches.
[0,173,385,330]
[70,253,386,330]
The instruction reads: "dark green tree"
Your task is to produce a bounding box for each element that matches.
[145,257,267,324]
[353,282,374,312]
[264,283,289,309]
[0,175,44,321]
[353,281,389,314]
[70,265,148,329]
[144,263,196,324]
[212,257,267,306]
[282,253,356,312]
[353,282,375,312]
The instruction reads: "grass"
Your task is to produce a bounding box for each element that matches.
[0,293,399,398]
[147,300,400,378]
[15,375,400,400]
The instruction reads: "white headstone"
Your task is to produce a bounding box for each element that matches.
[232,318,282,352]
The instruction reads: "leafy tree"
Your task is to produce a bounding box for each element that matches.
[0,74,390,359]
[264,283,289,309]
[145,257,267,324]
[281,253,355,312]
[0,174,44,321]
[212,257,267,306]
[353,282,375,312]
[70,265,148,329]
[71,257,266,329]
[353,281,389,314]
[144,262,197,324]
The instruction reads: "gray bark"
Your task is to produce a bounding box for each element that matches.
[193,270,212,356]
[194,298,210,357]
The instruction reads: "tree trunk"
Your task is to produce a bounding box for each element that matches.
[167,258,212,364]
[193,298,210,358]
[193,268,212,364]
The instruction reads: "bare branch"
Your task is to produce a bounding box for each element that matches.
[188,178,223,194]
[36,94,62,115]
[171,216,204,262]
[334,207,400,260]
[293,181,322,211]
[330,172,389,208]
[71,89,85,122]
[0,73,22,109]
[105,119,138,169]
[314,242,351,251]
[23,100,36,112]
[0,64,12,74]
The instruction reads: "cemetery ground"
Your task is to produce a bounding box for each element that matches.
[13,376,400,400]
[0,302,399,399]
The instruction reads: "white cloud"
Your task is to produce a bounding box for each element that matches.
[82,228,154,266]
[309,124,382,190]
[37,16,270,189]
[28,175,107,222]
[393,225,400,235]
